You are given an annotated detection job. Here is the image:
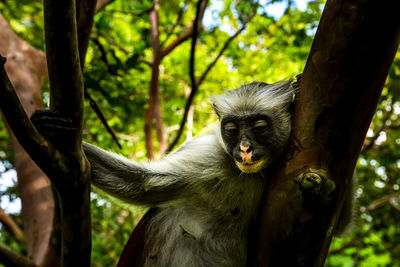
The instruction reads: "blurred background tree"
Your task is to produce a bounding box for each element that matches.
[0,0,399,266]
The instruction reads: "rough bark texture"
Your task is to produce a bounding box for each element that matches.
[251,0,400,266]
[0,14,56,265]
[43,0,91,265]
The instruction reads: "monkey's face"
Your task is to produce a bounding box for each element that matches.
[220,114,282,173]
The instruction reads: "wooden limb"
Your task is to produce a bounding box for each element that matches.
[43,0,91,265]
[84,91,122,149]
[0,57,53,172]
[105,5,154,16]
[90,36,122,76]
[250,0,400,266]
[0,243,37,267]
[0,12,56,264]
[144,0,162,159]
[160,0,207,58]
[43,0,85,146]
[367,193,400,211]
[361,104,394,153]
[328,237,361,255]
[0,208,23,244]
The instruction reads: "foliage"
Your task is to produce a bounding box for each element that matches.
[0,0,399,265]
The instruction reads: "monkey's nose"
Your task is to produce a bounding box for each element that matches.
[240,144,251,153]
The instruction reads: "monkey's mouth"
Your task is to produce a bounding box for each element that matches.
[235,160,265,173]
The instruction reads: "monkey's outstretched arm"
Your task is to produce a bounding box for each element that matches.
[84,142,192,205]
[83,133,223,206]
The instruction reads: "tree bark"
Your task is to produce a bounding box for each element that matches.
[43,0,91,265]
[251,0,400,266]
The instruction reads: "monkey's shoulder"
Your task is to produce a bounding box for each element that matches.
[167,132,231,166]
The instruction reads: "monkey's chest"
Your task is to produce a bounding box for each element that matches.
[143,179,264,266]
[144,205,249,267]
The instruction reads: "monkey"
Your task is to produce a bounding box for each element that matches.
[31,78,352,266]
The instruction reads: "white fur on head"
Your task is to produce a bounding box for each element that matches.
[211,80,295,118]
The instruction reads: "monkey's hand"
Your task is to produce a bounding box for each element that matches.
[31,110,76,146]
[295,168,336,206]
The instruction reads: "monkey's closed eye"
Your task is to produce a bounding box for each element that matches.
[252,120,268,133]
[223,122,238,134]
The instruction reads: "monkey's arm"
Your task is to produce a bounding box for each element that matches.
[83,142,185,205]
[84,133,223,206]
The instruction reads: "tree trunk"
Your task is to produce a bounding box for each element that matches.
[251,0,400,266]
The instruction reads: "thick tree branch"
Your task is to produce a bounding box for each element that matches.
[44,0,85,146]
[0,243,37,267]
[0,57,53,170]
[42,0,92,265]
[250,0,400,266]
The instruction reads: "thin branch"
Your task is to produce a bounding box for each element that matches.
[161,0,188,47]
[166,0,204,152]
[366,193,400,211]
[84,91,122,149]
[197,18,254,87]
[90,36,122,76]
[0,243,37,267]
[94,32,131,54]
[361,105,394,153]
[166,2,257,152]
[0,208,24,244]
[328,237,361,255]
[105,5,154,16]
[198,3,257,87]
[161,0,207,58]
[94,33,153,67]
